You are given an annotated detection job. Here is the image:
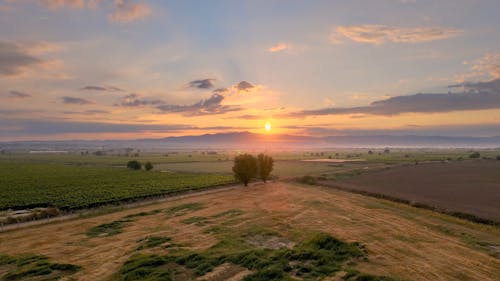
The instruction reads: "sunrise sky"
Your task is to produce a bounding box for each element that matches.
[1,0,499,141]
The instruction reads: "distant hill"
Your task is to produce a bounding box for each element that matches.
[1,132,500,151]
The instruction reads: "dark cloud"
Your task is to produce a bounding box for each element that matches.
[8,90,31,98]
[0,119,241,136]
[0,41,43,77]
[156,93,241,116]
[81,85,124,92]
[236,81,255,91]
[61,96,93,105]
[118,93,164,107]
[231,114,261,120]
[284,78,500,118]
[188,79,216,89]
[63,110,110,115]
[213,87,228,94]
[448,78,500,93]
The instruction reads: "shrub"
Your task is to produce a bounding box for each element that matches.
[469,152,480,158]
[299,175,317,185]
[144,162,154,171]
[232,154,257,186]
[257,153,274,182]
[127,160,142,170]
[496,155,500,161]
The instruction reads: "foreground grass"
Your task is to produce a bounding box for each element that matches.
[0,163,234,210]
[113,232,398,281]
[0,254,80,280]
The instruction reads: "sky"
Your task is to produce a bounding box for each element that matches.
[0,0,499,141]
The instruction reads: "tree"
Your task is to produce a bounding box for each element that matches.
[127,160,142,170]
[144,162,154,171]
[232,154,257,186]
[257,153,274,182]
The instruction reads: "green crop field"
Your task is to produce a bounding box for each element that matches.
[0,162,234,210]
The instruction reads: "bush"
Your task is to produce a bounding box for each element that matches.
[127,160,142,170]
[496,155,500,161]
[232,154,257,186]
[469,152,480,159]
[144,162,153,171]
[299,175,317,185]
[257,154,274,182]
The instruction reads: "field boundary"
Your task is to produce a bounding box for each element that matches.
[315,180,500,227]
[0,181,259,233]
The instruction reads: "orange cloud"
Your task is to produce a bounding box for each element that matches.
[330,25,461,45]
[108,0,151,23]
[268,43,290,53]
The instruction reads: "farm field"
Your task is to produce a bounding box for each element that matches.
[0,162,234,210]
[0,182,499,281]
[324,160,500,222]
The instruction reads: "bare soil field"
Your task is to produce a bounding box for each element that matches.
[325,160,500,222]
[0,182,499,280]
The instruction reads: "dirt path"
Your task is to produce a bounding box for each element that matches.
[0,182,499,281]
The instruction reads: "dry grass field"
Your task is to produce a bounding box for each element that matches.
[0,182,499,280]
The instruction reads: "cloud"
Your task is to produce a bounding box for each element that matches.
[213,88,228,94]
[236,81,255,91]
[118,93,164,107]
[40,0,86,9]
[63,109,110,115]
[268,43,291,53]
[284,78,500,118]
[81,85,124,92]
[330,25,461,45]
[156,93,241,116]
[0,41,45,77]
[108,0,151,23]
[8,90,31,98]
[448,78,500,93]
[188,79,215,89]
[61,96,94,105]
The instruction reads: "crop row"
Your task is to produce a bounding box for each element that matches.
[0,163,234,210]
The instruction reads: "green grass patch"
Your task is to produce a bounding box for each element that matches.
[114,232,399,281]
[181,216,210,226]
[0,254,80,280]
[124,209,162,219]
[165,203,205,217]
[137,236,173,250]
[86,218,132,237]
[211,209,244,218]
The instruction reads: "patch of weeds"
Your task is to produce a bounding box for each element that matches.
[202,225,227,235]
[137,236,173,250]
[343,269,403,281]
[86,218,133,237]
[165,203,205,217]
[113,254,193,281]
[181,216,210,227]
[211,209,244,218]
[115,232,399,281]
[0,254,80,281]
[124,209,162,219]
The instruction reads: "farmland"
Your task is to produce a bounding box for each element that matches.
[0,162,234,210]
[322,160,500,222]
[0,182,499,281]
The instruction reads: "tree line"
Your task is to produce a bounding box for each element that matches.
[232,153,274,186]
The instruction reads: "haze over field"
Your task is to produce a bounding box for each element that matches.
[1,0,500,143]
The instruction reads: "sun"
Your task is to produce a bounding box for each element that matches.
[265,121,272,132]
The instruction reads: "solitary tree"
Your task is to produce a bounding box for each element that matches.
[144,162,154,171]
[127,160,142,170]
[232,154,257,186]
[257,153,274,182]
